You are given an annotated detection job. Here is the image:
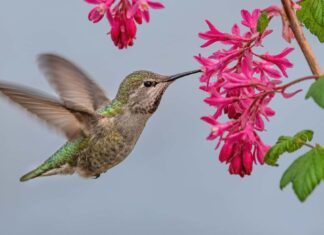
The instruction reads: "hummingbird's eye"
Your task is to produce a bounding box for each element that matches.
[144,81,155,87]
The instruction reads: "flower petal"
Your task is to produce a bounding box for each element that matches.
[148,1,165,9]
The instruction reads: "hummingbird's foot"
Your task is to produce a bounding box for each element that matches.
[94,174,100,179]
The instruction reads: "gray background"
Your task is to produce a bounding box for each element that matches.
[0,0,323,234]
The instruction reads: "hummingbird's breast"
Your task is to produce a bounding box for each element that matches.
[76,111,150,177]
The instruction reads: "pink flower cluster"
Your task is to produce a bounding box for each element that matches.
[196,9,294,177]
[85,0,164,49]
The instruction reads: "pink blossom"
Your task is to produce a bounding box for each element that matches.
[220,138,255,177]
[263,5,293,42]
[127,0,164,23]
[199,20,249,48]
[196,8,295,177]
[84,0,164,49]
[241,9,261,33]
[86,0,114,23]
[259,48,294,77]
[254,135,271,164]
[110,10,137,49]
[253,60,282,79]
[263,2,301,43]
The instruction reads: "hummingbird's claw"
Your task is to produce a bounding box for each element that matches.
[94,174,100,179]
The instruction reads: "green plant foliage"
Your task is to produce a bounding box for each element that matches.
[264,130,314,166]
[297,0,324,42]
[257,11,269,33]
[306,75,324,108]
[280,145,324,202]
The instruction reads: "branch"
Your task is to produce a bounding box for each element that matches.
[281,0,322,76]
[276,75,319,91]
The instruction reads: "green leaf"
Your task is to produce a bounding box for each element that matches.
[280,145,324,202]
[257,12,269,33]
[305,75,324,108]
[297,0,324,42]
[264,130,314,166]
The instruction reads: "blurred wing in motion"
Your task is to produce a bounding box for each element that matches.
[0,82,91,139]
[38,53,110,113]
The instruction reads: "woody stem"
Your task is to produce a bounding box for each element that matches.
[281,0,322,76]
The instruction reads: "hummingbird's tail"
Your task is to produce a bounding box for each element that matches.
[20,167,48,182]
[20,139,86,182]
[20,163,75,182]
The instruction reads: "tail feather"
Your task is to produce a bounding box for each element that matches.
[19,138,87,182]
[20,165,50,182]
[20,163,74,182]
[20,167,46,182]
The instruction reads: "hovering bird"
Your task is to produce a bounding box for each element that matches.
[0,54,200,182]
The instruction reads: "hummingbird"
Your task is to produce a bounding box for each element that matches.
[0,54,200,182]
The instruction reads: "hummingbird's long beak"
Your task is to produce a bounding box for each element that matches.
[167,69,202,82]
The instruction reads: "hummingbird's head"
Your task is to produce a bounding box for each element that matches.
[116,69,201,114]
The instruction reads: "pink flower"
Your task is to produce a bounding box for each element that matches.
[110,11,137,49]
[253,60,282,79]
[86,0,114,23]
[254,135,271,164]
[84,0,164,49]
[263,5,290,41]
[199,20,249,48]
[240,9,261,33]
[219,124,267,176]
[259,48,294,77]
[196,8,294,177]
[263,2,301,43]
[127,0,164,23]
[220,138,255,177]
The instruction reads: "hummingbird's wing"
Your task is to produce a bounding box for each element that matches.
[0,82,91,140]
[38,54,110,113]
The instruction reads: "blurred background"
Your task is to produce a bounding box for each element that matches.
[0,0,323,234]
